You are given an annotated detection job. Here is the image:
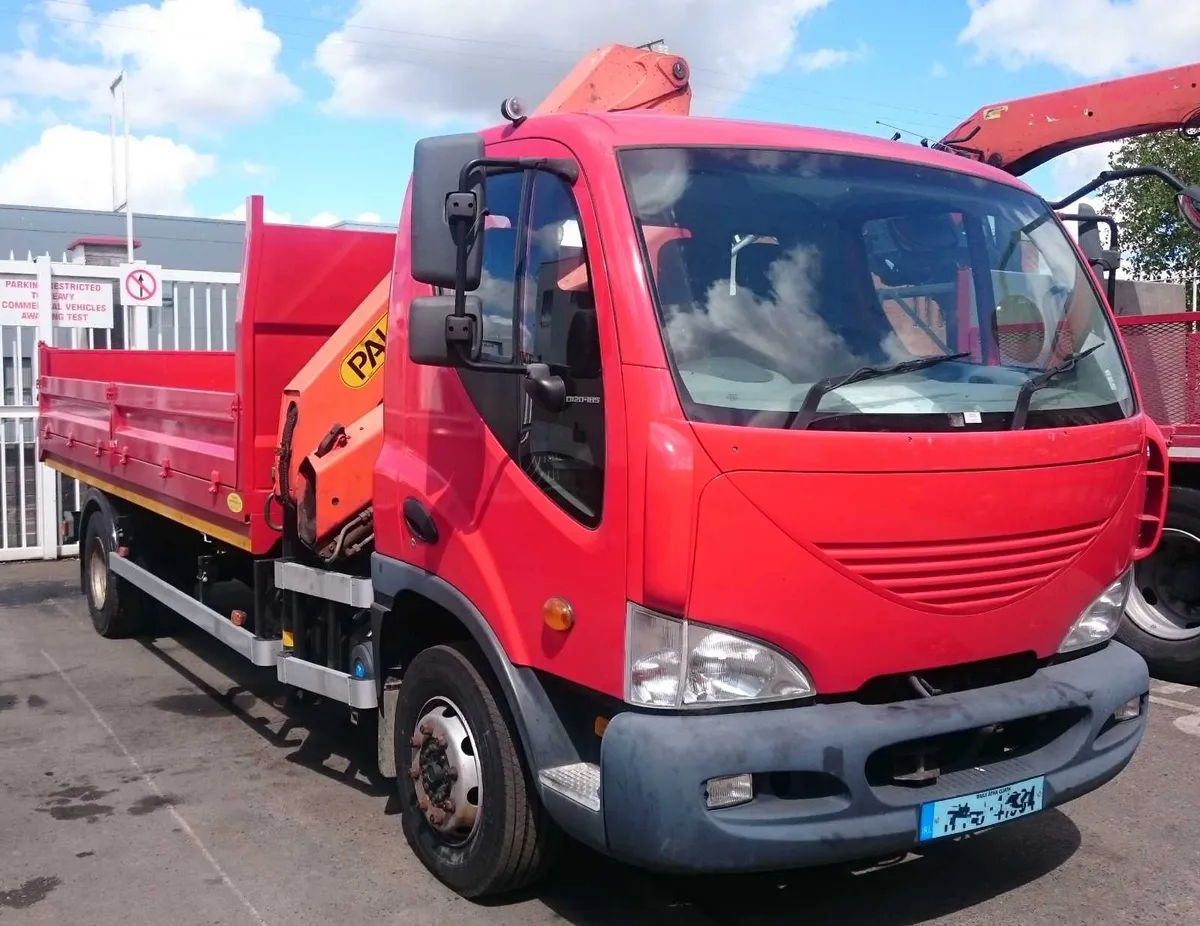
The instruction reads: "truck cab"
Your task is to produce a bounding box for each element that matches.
[373,112,1160,890]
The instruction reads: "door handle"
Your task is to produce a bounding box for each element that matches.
[403,497,439,546]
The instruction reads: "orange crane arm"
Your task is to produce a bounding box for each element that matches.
[940,62,1200,176]
[532,43,691,116]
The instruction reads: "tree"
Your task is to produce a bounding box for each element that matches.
[1100,131,1200,282]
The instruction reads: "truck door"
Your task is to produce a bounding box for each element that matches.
[399,137,628,697]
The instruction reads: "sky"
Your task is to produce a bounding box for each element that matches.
[0,0,1198,228]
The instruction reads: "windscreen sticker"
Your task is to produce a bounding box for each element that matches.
[340,313,389,389]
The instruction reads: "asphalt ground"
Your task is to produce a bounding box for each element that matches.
[2,559,1199,926]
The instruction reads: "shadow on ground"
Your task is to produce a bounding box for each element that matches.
[538,807,1080,926]
[136,610,394,804]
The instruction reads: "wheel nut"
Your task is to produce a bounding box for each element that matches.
[441,799,455,813]
[408,768,420,781]
[427,808,445,826]
[434,733,447,747]
[420,723,432,735]
[447,767,459,782]
[418,797,430,811]
[409,735,423,748]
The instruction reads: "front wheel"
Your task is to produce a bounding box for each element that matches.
[394,642,560,899]
[1118,486,1200,682]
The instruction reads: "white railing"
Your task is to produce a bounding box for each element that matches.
[0,254,239,562]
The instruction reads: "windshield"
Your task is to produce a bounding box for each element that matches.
[617,146,1135,432]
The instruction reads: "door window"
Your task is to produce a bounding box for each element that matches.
[455,170,525,456]
[517,172,605,527]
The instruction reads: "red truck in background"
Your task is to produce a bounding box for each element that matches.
[939,64,1200,681]
[39,44,1166,900]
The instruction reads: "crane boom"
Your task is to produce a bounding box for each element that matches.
[532,43,691,116]
[941,62,1200,176]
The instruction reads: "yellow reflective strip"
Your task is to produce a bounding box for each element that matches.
[47,460,252,552]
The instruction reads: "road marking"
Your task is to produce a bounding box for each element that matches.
[1150,695,1200,713]
[42,648,268,926]
[1175,714,1200,737]
[1151,681,1197,696]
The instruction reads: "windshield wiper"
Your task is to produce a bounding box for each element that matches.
[788,352,971,430]
[1010,343,1104,431]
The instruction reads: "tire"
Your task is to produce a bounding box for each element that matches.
[394,642,560,899]
[1118,485,1200,682]
[81,506,150,639]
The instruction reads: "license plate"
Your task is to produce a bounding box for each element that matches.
[918,775,1045,842]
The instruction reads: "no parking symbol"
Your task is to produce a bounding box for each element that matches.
[119,263,163,308]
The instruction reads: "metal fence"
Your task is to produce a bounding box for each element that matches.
[0,252,239,561]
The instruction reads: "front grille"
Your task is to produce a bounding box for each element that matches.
[865,707,1085,797]
[817,520,1106,612]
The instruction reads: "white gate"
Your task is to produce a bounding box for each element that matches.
[0,252,239,561]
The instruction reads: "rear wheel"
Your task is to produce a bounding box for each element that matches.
[394,642,560,899]
[81,507,150,639]
[1119,486,1200,681]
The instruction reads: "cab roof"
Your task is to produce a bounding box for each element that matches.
[484,111,1038,197]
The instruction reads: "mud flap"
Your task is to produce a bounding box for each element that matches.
[377,678,401,779]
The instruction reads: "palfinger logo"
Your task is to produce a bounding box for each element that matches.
[340,314,388,389]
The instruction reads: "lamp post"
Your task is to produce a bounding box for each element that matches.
[110,69,133,262]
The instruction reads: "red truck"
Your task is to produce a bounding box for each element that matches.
[40,44,1164,899]
[939,63,1200,681]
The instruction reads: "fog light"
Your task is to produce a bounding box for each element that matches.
[705,773,753,809]
[1114,696,1142,722]
[539,762,601,812]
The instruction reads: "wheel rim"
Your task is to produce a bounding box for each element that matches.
[87,537,108,610]
[1127,527,1200,641]
[407,696,482,845]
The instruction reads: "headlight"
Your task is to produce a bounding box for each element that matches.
[625,603,815,708]
[1057,568,1133,654]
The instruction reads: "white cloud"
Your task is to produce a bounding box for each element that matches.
[960,0,1200,78]
[308,211,340,227]
[0,0,298,133]
[794,41,867,72]
[0,99,21,122]
[214,202,291,223]
[930,61,948,78]
[0,123,214,214]
[354,211,382,223]
[241,161,273,177]
[316,0,832,123]
[1047,141,1117,201]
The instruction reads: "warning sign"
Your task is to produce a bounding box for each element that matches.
[119,262,163,307]
[0,276,115,329]
[339,313,388,389]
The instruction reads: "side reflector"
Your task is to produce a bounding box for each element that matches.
[230,610,246,627]
[281,630,295,649]
[543,597,574,632]
[538,762,601,811]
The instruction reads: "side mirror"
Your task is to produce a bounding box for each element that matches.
[1177,186,1200,234]
[524,363,567,413]
[408,295,482,367]
[1075,202,1105,264]
[410,133,486,291]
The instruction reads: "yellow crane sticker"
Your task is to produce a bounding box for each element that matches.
[340,313,389,389]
